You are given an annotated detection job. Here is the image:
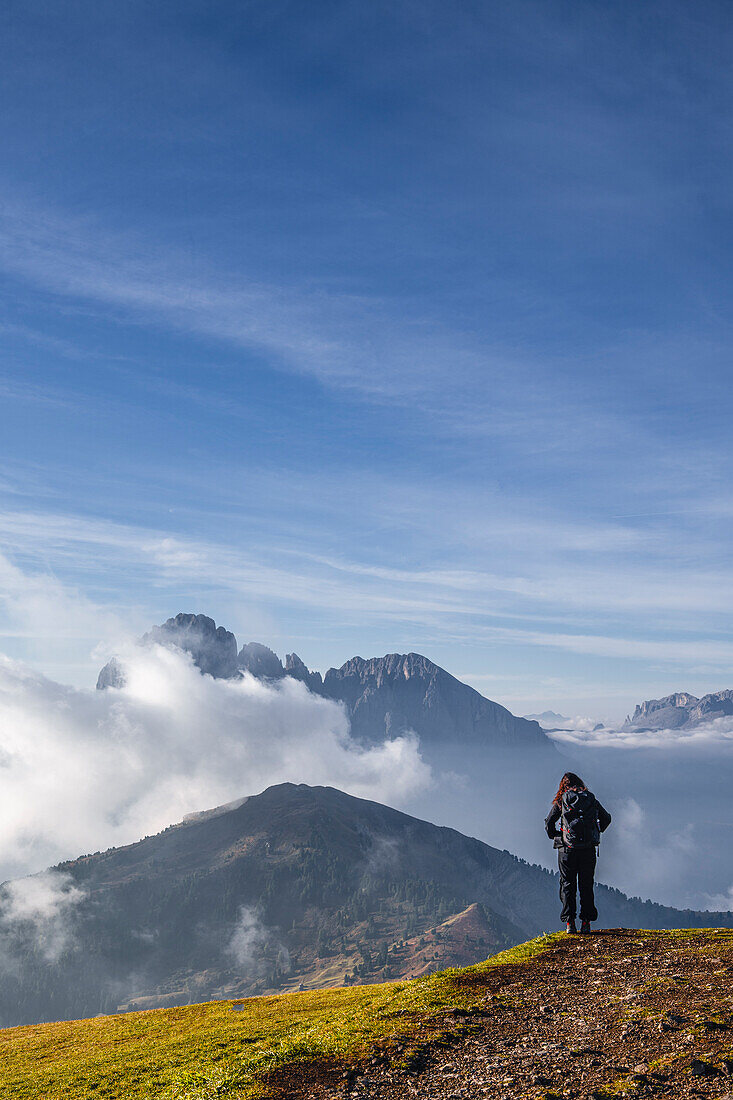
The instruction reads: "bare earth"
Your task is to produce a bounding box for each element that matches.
[282,928,733,1100]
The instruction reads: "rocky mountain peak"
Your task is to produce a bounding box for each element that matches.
[630,692,698,722]
[143,613,240,679]
[284,652,324,691]
[95,613,550,750]
[96,613,240,689]
[327,652,442,685]
[95,656,125,691]
[622,689,733,731]
[688,689,733,724]
[237,642,284,679]
[321,650,547,747]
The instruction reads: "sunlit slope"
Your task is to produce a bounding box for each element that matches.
[0,936,554,1100]
[5,930,733,1100]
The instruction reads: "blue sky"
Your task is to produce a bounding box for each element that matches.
[1,0,733,719]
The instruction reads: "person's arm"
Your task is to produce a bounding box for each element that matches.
[596,800,612,833]
[545,803,561,839]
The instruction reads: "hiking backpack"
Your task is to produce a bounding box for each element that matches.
[561,788,601,849]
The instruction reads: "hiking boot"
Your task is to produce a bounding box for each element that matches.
[565,920,577,934]
[580,921,591,935]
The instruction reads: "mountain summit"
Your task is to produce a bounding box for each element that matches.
[318,652,546,746]
[97,613,548,748]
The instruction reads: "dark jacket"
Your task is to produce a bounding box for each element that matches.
[545,789,611,849]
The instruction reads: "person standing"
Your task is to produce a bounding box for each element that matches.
[545,772,611,934]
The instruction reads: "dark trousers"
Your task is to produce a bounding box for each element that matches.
[558,847,598,923]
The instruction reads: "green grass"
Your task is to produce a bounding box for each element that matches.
[0,934,559,1100]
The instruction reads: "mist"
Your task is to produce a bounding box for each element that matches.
[0,645,430,883]
[0,872,85,970]
[550,731,733,910]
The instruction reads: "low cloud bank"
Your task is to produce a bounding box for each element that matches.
[0,645,431,882]
[547,716,733,747]
[555,716,605,733]
[525,711,602,733]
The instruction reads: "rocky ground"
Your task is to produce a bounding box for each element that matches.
[282,928,733,1100]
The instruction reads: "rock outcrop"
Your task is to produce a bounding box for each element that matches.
[687,688,733,724]
[95,656,126,691]
[284,652,324,692]
[143,613,240,678]
[623,692,698,729]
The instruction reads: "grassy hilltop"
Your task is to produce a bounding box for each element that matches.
[0,936,549,1100]
[3,929,733,1100]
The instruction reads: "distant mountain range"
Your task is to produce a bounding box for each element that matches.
[524,710,604,732]
[622,690,733,731]
[526,689,733,736]
[93,613,733,742]
[524,710,569,726]
[97,613,550,749]
[3,782,732,1028]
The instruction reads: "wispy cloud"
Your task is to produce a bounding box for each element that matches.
[0,550,126,641]
[2,506,733,692]
[0,200,492,404]
[0,196,698,467]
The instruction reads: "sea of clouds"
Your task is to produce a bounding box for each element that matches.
[548,717,733,747]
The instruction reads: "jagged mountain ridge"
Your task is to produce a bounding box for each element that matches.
[96,613,548,748]
[3,782,733,1027]
[623,689,733,730]
[319,652,548,746]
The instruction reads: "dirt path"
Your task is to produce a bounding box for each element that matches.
[286,929,733,1100]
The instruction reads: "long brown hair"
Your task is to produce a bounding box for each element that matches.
[553,771,586,806]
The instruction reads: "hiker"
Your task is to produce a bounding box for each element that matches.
[545,772,611,935]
